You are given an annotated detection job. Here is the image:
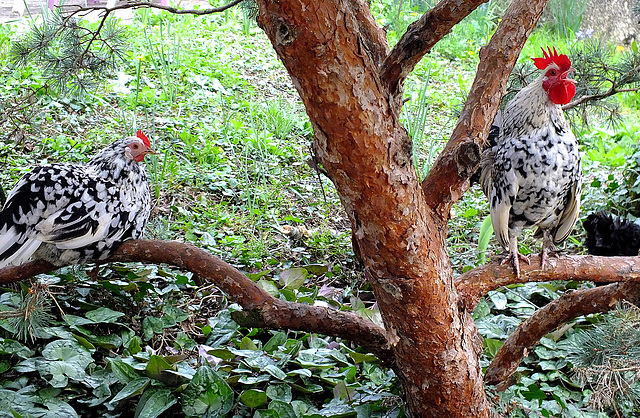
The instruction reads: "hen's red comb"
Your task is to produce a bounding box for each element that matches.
[136,130,151,147]
[532,47,572,71]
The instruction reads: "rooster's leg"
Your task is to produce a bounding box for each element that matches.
[501,237,530,277]
[540,230,555,270]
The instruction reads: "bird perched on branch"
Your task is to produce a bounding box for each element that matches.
[0,131,154,268]
[583,211,640,257]
[480,47,582,277]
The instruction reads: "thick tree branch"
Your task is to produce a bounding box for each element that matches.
[484,281,640,389]
[421,0,549,220]
[379,0,488,96]
[0,239,391,362]
[456,254,640,310]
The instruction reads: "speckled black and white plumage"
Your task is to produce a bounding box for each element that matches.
[0,135,153,268]
[480,67,582,276]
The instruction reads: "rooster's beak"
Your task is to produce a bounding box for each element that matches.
[562,67,576,84]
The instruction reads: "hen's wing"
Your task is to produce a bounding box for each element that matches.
[0,164,119,266]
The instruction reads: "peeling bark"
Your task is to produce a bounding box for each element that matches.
[256,0,492,415]
[485,281,640,389]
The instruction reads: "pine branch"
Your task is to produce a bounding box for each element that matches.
[0,239,393,363]
[569,302,640,411]
[562,85,640,111]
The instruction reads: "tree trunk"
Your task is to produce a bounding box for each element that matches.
[256,0,490,415]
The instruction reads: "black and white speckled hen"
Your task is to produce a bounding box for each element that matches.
[480,47,582,277]
[0,131,154,268]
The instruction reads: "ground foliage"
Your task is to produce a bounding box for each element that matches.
[0,0,639,416]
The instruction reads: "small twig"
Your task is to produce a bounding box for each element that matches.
[562,86,640,111]
[62,0,246,18]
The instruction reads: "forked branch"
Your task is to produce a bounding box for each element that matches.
[484,281,640,389]
[0,239,392,362]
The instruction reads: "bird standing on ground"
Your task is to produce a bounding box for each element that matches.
[0,131,154,268]
[480,47,582,277]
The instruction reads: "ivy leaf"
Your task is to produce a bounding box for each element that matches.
[205,310,239,347]
[110,377,151,404]
[239,389,268,408]
[266,384,292,403]
[142,317,165,341]
[134,388,177,418]
[85,307,125,323]
[182,366,234,417]
[279,268,308,289]
[42,340,92,367]
[263,332,287,354]
[302,264,329,276]
[145,355,175,380]
[483,338,504,359]
[263,364,287,380]
[268,399,297,418]
[109,358,140,383]
[488,291,507,310]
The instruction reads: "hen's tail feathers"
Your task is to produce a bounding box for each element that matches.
[0,233,42,268]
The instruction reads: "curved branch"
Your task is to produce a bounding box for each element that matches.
[484,281,640,389]
[456,254,640,310]
[0,239,391,362]
[379,0,488,96]
[421,0,549,219]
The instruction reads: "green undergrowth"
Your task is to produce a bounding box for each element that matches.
[0,0,639,416]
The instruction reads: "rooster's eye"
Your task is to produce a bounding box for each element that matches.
[549,70,557,76]
[132,144,139,149]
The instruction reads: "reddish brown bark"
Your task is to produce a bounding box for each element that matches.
[256,0,493,416]
[484,281,640,389]
[456,254,640,310]
[0,240,392,361]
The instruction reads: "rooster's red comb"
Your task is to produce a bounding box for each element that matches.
[532,47,572,71]
[136,130,151,147]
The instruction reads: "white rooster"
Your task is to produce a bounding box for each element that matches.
[480,47,582,277]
